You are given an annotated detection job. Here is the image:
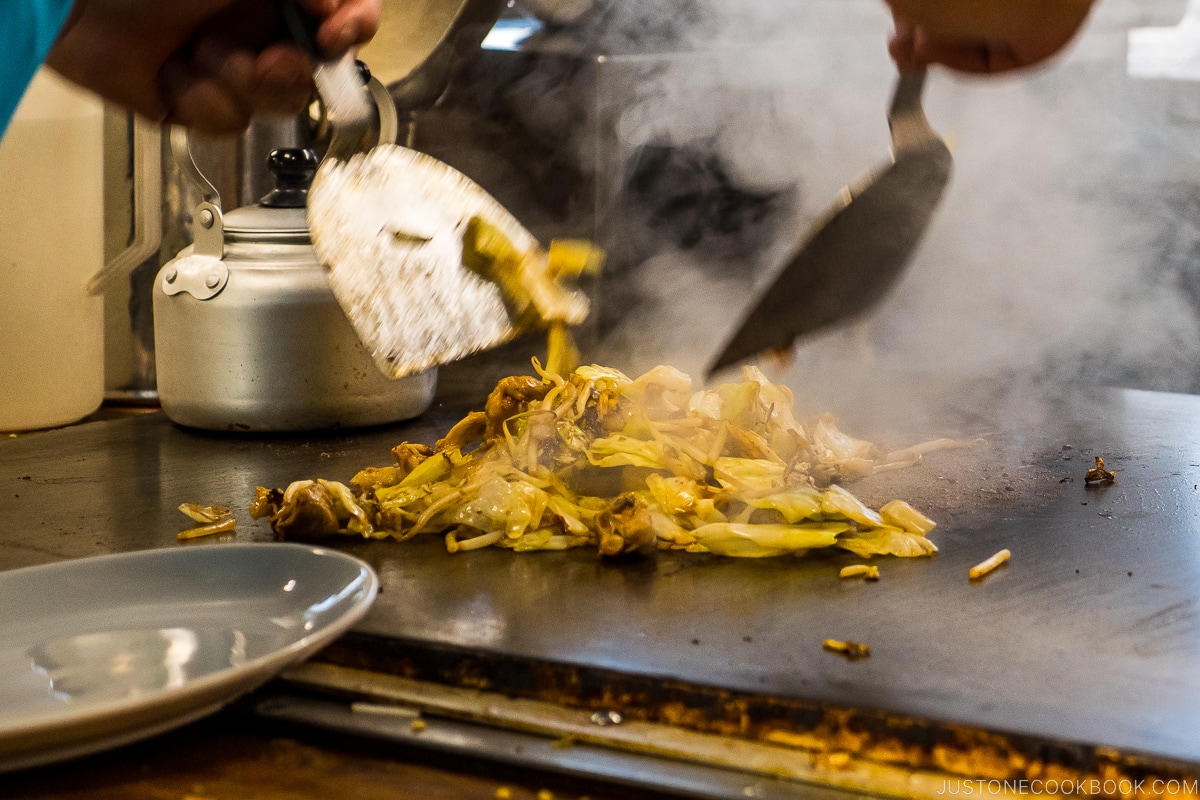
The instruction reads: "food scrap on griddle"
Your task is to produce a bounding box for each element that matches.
[839,564,880,581]
[823,639,871,659]
[177,503,235,540]
[251,362,960,560]
[1084,456,1118,485]
[969,548,1011,580]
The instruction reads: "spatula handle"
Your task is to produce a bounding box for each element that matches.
[888,69,938,154]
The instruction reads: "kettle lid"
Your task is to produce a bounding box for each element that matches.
[222,149,316,238]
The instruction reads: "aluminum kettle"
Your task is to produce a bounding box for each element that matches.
[152,75,436,432]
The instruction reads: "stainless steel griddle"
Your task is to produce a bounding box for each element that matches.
[3,380,1200,788]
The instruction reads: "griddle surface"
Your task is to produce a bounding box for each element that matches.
[2,388,1198,764]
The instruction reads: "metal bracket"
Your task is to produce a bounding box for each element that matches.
[160,253,229,300]
[86,114,163,296]
[192,201,225,258]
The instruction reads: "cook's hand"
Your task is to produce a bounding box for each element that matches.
[884,0,1096,74]
[45,0,381,134]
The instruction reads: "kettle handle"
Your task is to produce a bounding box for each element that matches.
[169,126,225,258]
[327,67,399,159]
[369,73,401,148]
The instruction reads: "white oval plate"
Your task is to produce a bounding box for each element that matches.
[0,543,377,773]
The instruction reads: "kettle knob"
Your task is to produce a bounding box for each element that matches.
[259,148,319,208]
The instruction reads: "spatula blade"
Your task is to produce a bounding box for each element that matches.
[707,70,951,378]
[308,145,536,379]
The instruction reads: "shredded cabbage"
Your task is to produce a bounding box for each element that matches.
[252,363,952,559]
[462,217,602,377]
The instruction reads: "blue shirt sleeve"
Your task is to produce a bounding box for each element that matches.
[0,0,77,139]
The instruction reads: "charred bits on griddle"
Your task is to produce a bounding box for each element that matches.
[1084,456,1118,485]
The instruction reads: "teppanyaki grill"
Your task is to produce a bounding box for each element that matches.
[3,372,1200,795]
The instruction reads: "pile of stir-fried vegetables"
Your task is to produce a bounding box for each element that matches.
[251,362,950,559]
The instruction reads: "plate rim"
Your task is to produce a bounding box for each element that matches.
[0,542,377,762]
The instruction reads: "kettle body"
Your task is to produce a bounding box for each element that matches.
[154,235,435,432]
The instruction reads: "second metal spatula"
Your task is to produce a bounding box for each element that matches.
[707,69,952,377]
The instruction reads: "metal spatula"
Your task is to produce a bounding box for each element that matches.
[707,69,952,377]
[307,144,543,379]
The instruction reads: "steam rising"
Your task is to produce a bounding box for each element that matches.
[578,0,1199,437]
